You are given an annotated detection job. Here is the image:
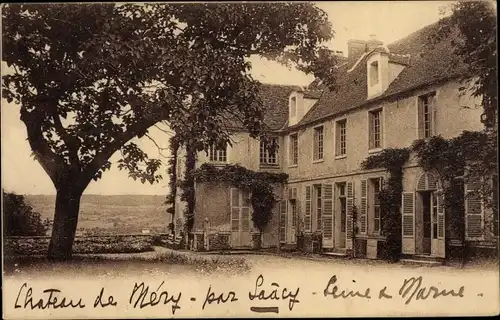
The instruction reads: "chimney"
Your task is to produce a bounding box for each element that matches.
[367,34,384,51]
[347,39,367,59]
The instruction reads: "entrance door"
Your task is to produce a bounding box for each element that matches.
[420,191,444,257]
[230,188,252,247]
[421,192,432,255]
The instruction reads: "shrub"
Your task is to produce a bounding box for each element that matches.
[2,190,51,236]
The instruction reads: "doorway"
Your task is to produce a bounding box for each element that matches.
[414,172,444,258]
[420,191,432,255]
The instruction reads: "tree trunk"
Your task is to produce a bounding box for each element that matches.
[47,188,83,261]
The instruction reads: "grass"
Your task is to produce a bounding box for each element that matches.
[3,250,251,277]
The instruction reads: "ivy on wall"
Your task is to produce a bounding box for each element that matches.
[179,145,197,233]
[362,130,496,262]
[412,130,497,261]
[165,136,180,220]
[191,163,288,234]
[361,148,411,261]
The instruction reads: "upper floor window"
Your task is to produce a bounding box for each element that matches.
[335,119,347,156]
[290,97,297,117]
[418,92,436,139]
[209,145,227,163]
[313,126,324,161]
[369,109,383,150]
[260,138,278,165]
[289,133,298,166]
[370,61,379,86]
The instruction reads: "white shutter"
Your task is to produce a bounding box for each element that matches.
[465,182,484,240]
[305,185,312,232]
[322,184,334,245]
[436,190,445,257]
[401,191,415,254]
[360,180,367,234]
[346,182,354,250]
[279,199,287,243]
[230,188,240,232]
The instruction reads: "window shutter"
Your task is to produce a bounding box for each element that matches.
[401,192,415,237]
[279,199,287,242]
[418,97,424,139]
[436,191,445,239]
[346,182,354,250]
[465,182,484,240]
[230,188,240,232]
[360,180,367,234]
[368,114,374,149]
[305,185,312,232]
[322,184,334,241]
[429,94,436,136]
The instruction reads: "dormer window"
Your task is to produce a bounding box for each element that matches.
[370,61,379,86]
[290,97,297,117]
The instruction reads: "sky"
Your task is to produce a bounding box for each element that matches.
[1,1,453,195]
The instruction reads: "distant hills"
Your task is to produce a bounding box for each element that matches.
[24,194,170,235]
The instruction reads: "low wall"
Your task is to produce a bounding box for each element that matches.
[3,233,172,256]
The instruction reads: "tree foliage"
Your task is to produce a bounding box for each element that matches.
[432,1,497,128]
[2,190,51,237]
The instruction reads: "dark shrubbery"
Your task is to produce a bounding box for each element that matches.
[2,190,51,237]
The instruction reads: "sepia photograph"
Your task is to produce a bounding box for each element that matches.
[1,1,499,318]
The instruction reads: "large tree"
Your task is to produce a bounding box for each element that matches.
[433,0,497,129]
[2,3,338,260]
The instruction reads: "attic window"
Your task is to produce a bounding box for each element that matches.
[370,61,379,86]
[290,97,297,117]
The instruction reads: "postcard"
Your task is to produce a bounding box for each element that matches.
[2,1,499,318]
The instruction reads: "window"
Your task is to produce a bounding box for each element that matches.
[369,109,382,150]
[290,97,297,117]
[370,61,379,86]
[338,183,347,233]
[418,93,436,139]
[336,119,347,156]
[372,178,382,233]
[209,145,227,162]
[289,133,298,166]
[260,138,278,165]
[313,126,324,161]
[315,185,322,230]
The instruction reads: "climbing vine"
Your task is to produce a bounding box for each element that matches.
[412,130,497,261]
[191,163,288,234]
[165,135,180,232]
[362,130,496,263]
[179,145,197,233]
[361,148,411,262]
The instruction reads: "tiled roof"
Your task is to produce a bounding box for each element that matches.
[291,20,466,129]
[259,83,302,130]
[227,83,301,131]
